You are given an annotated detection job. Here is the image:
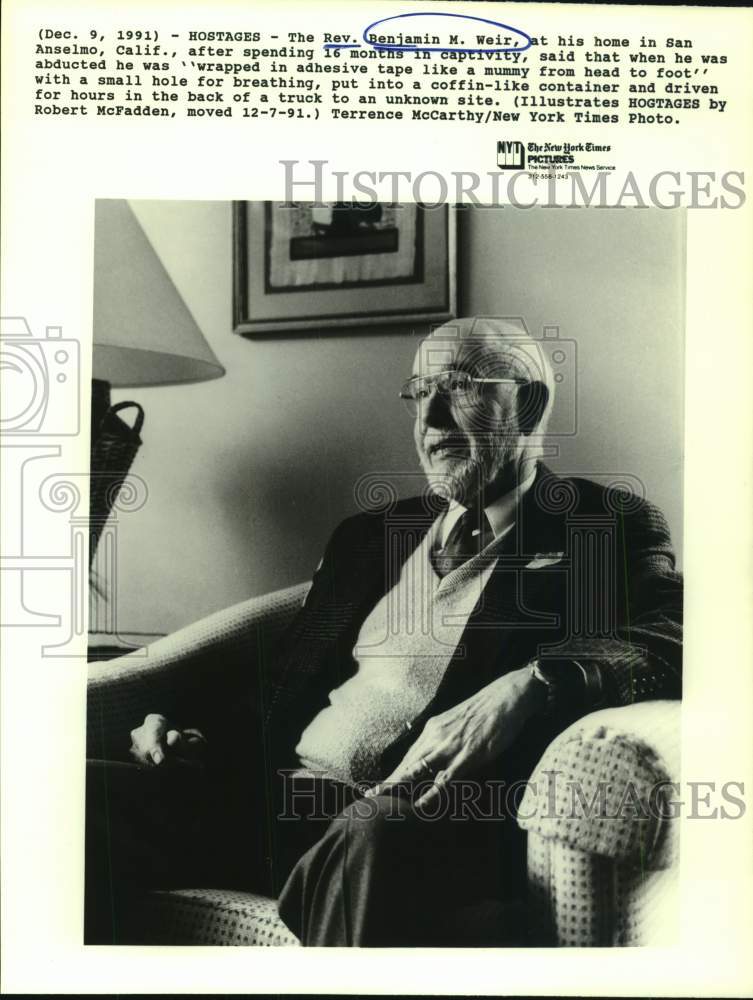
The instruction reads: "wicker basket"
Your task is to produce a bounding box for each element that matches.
[89,400,144,560]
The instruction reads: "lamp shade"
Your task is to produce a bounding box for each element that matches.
[92,200,225,387]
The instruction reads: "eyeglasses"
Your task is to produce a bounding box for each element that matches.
[399,370,527,416]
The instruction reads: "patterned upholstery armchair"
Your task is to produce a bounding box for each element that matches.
[87,582,680,947]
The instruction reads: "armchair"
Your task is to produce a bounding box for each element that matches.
[87,582,680,947]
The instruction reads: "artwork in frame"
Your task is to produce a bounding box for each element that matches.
[233,201,456,334]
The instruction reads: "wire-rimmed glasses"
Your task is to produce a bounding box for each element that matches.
[399,370,527,417]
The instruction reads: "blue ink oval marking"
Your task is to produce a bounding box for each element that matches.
[360,11,532,54]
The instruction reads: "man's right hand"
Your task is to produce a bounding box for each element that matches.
[129,713,207,769]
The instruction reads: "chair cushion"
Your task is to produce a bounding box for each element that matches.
[119,888,300,946]
[116,888,536,947]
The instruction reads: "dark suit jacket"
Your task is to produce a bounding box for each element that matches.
[261,463,683,789]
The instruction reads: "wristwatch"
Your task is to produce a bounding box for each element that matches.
[530,658,605,716]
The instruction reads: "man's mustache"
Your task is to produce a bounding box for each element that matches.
[422,435,469,457]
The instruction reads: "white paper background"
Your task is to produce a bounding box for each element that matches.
[2,0,752,994]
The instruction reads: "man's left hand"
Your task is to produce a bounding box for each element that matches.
[365,664,547,810]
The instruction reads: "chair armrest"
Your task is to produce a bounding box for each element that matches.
[519,700,680,861]
[518,700,681,945]
[87,582,310,760]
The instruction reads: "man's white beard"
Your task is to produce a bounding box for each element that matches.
[420,440,511,506]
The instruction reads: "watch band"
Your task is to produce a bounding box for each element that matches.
[530,658,606,715]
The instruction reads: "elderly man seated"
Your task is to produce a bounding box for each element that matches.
[86,317,683,947]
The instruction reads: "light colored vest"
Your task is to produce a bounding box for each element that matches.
[295,522,507,785]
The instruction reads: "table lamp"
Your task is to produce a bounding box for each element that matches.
[90,199,225,559]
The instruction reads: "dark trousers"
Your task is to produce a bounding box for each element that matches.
[85,761,530,947]
[276,777,530,947]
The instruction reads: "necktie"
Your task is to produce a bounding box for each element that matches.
[433,509,494,578]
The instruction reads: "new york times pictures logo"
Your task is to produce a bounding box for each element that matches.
[497,140,526,169]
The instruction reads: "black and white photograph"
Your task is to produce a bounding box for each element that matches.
[4,1,752,991]
[85,199,684,948]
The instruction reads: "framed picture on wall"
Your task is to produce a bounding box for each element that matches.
[233,201,456,334]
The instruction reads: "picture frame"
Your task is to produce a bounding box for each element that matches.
[233,201,456,335]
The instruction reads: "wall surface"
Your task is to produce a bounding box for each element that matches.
[99,202,684,634]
